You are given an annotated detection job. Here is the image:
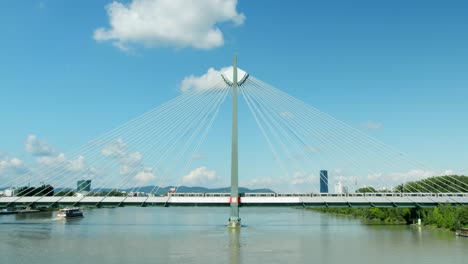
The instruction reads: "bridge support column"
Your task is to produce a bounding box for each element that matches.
[228,55,241,228]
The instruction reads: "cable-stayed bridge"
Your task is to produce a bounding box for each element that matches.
[1,57,467,226]
[1,193,468,208]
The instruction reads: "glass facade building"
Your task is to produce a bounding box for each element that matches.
[320,170,328,193]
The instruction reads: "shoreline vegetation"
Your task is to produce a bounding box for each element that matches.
[310,175,468,231]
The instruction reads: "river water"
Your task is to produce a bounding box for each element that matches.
[0,207,466,264]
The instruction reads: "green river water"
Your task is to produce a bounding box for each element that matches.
[0,207,466,264]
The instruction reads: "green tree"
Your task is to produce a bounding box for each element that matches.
[356,186,376,193]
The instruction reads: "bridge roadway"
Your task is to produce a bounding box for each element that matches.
[1,193,468,208]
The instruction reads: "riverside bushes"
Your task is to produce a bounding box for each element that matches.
[315,205,468,230]
[314,175,468,230]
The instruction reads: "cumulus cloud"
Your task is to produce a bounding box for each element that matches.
[367,172,383,180]
[441,169,455,176]
[119,151,143,175]
[24,135,90,174]
[0,157,29,177]
[134,167,156,183]
[25,135,57,156]
[182,166,218,186]
[102,138,127,158]
[38,153,88,172]
[180,67,229,92]
[67,156,86,171]
[362,121,383,130]
[37,153,66,166]
[102,139,143,175]
[94,0,245,51]
[102,140,153,184]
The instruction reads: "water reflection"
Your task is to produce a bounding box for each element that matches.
[228,228,241,264]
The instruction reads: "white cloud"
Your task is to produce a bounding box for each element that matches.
[182,166,218,186]
[38,153,88,172]
[67,156,86,171]
[94,0,245,51]
[21,134,97,179]
[0,157,29,176]
[362,121,383,130]
[37,153,66,166]
[102,138,127,158]
[23,134,90,175]
[367,172,382,180]
[121,151,143,167]
[102,139,143,175]
[25,135,56,157]
[134,167,156,183]
[180,67,229,92]
[442,169,454,176]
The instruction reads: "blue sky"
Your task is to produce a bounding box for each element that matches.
[1,0,467,191]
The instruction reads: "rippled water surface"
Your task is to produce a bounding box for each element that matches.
[1,207,467,264]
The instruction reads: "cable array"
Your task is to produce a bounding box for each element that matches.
[2,73,466,202]
[239,76,467,194]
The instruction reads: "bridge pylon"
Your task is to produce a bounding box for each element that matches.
[222,55,249,228]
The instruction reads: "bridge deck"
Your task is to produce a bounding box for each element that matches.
[1,195,468,208]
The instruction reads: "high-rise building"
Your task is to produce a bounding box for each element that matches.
[77,180,91,193]
[335,181,343,194]
[335,181,348,194]
[320,170,328,193]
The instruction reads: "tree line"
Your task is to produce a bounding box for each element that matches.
[316,175,468,230]
[16,185,54,196]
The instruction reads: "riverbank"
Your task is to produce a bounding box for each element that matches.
[308,204,468,231]
[306,207,409,225]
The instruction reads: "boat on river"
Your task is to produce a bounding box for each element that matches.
[455,228,468,237]
[57,208,83,219]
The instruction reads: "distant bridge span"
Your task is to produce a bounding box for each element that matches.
[1,193,468,208]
